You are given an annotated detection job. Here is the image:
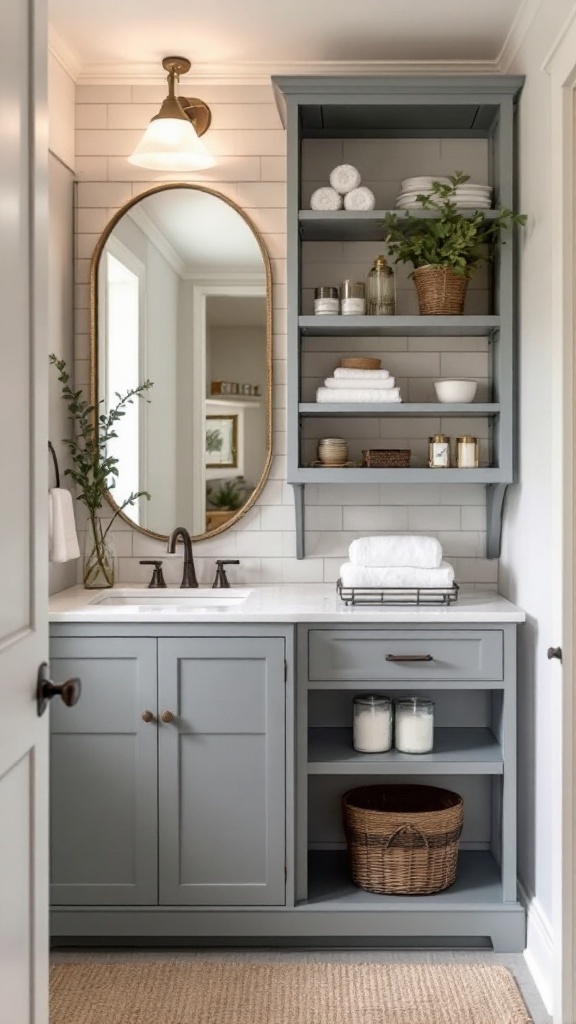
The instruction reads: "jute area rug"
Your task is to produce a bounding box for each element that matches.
[50,961,532,1024]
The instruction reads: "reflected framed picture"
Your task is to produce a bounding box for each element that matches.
[205,414,238,468]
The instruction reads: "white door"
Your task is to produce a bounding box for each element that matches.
[0,0,50,1021]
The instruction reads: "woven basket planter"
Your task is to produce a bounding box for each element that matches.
[342,784,464,895]
[412,266,470,315]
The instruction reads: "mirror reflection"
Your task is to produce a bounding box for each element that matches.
[93,184,271,539]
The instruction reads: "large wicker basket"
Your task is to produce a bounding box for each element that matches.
[412,266,470,315]
[342,784,464,895]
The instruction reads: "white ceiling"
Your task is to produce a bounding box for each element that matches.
[49,0,527,72]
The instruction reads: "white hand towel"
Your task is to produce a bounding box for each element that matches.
[334,367,390,380]
[349,534,443,569]
[329,164,361,194]
[310,187,342,211]
[339,560,455,589]
[316,386,401,403]
[324,376,396,390]
[49,488,81,563]
[344,186,376,211]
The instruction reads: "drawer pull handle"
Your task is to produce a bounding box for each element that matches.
[385,654,434,662]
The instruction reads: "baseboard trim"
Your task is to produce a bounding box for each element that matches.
[518,880,554,1014]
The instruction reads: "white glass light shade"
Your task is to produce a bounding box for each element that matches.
[127,117,216,172]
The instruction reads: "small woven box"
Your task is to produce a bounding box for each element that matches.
[362,448,411,468]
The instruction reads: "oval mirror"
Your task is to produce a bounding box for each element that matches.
[90,184,272,541]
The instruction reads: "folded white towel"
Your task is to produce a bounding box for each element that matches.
[329,164,361,194]
[49,488,80,563]
[324,376,396,390]
[349,535,443,569]
[316,387,401,403]
[310,187,342,211]
[344,186,376,211]
[334,367,390,380]
[339,560,455,589]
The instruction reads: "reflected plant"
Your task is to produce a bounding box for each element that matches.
[206,476,252,511]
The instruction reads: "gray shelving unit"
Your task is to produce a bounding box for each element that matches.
[273,75,524,559]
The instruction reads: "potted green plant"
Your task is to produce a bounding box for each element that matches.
[382,171,526,315]
[206,477,252,511]
[50,354,153,588]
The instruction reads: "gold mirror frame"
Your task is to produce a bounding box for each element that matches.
[89,182,273,543]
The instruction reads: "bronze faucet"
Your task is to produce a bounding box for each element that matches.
[167,527,198,588]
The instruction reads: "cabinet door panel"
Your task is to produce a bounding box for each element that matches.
[50,637,157,906]
[158,637,285,906]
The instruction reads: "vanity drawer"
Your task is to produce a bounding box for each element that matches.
[308,629,504,683]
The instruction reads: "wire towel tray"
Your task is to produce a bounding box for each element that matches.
[336,579,459,607]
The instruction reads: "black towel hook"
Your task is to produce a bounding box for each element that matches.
[48,441,61,488]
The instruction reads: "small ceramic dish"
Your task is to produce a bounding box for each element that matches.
[434,379,478,403]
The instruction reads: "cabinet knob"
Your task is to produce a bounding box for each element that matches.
[141,710,155,723]
[161,710,175,724]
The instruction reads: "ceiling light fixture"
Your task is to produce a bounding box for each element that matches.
[127,56,215,172]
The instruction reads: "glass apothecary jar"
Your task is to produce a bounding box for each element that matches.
[394,697,435,753]
[456,435,479,468]
[340,280,366,315]
[353,694,393,753]
[366,255,395,316]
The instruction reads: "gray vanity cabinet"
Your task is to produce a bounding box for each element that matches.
[49,631,287,913]
[49,637,158,906]
[157,638,286,906]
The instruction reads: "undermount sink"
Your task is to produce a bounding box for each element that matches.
[88,588,251,610]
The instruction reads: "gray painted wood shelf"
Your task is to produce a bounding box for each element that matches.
[299,315,500,337]
[304,850,503,908]
[308,727,503,774]
[299,209,501,242]
[298,402,500,416]
[275,74,521,560]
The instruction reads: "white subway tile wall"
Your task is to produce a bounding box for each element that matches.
[73,83,496,587]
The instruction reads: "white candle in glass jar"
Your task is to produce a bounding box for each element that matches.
[394,697,434,753]
[353,695,392,752]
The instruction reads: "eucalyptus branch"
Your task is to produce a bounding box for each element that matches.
[49,354,154,518]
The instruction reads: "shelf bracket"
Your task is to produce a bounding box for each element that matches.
[292,484,305,559]
[486,483,509,559]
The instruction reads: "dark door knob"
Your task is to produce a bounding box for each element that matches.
[37,662,82,717]
[547,646,563,662]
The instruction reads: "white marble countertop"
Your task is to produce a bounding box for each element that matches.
[49,584,525,624]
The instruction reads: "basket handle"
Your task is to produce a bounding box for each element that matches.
[384,823,429,850]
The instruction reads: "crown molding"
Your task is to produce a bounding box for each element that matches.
[75,57,501,86]
[497,0,544,71]
[48,26,83,81]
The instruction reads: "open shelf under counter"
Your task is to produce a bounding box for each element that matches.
[299,402,500,417]
[299,209,501,242]
[308,727,503,775]
[299,315,500,337]
[302,849,503,909]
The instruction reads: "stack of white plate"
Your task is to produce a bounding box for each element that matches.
[395,176,493,210]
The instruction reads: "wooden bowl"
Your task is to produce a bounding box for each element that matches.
[340,357,382,370]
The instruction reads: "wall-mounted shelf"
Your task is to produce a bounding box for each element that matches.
[274,74,521,562]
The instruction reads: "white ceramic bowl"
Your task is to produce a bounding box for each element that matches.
[434,379,478,403]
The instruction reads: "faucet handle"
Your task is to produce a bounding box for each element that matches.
[140,560,167,589]
[212,559,240,589]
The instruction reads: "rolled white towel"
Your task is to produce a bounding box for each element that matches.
[324,376,396,390]
[310,187,342,211]
[316,386,401,403]
[339,560,455,589]
[329,164,361,194]
[349,535,443,569]
[344,186,376,211]
[49,488,81,563]
[334,367,390,380]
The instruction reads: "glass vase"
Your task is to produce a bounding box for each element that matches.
[83,515,116,589]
